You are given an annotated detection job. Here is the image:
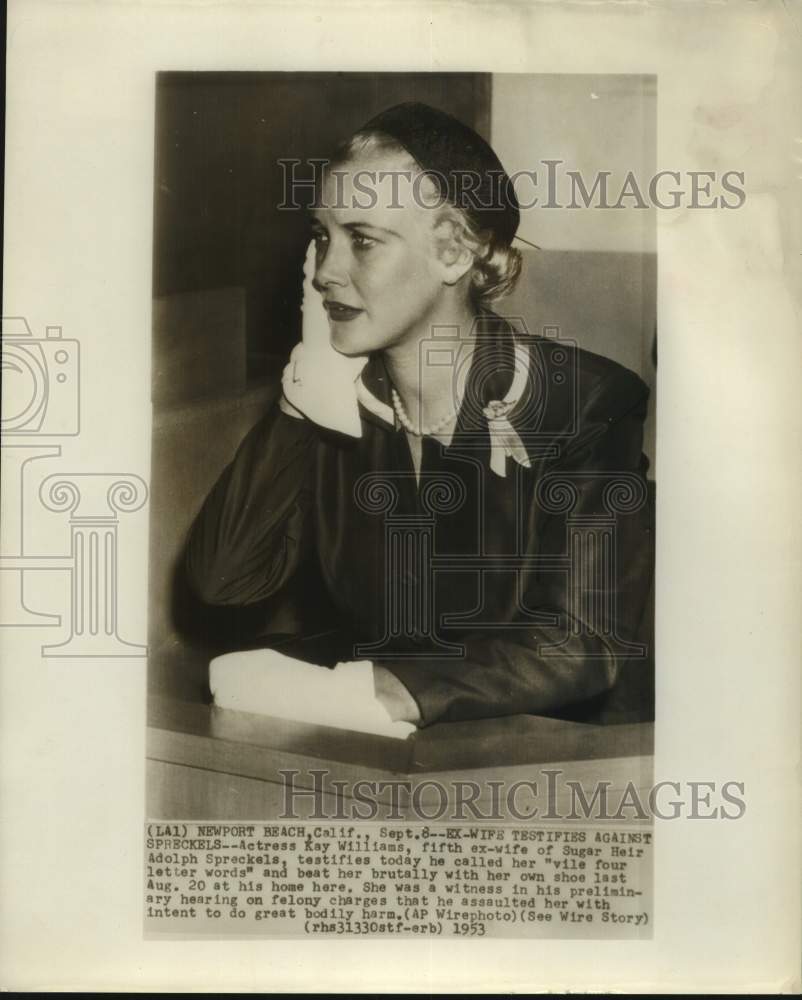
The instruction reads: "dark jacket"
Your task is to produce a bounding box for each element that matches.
[186,313,654,726]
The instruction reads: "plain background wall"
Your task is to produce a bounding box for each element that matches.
[491,74,657,467]
[491,74,657,253]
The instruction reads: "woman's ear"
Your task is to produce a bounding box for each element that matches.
[432,218,474,286]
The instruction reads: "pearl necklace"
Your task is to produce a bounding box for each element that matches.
[391,388,457,437]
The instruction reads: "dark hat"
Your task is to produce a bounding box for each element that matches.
[358,101,520,247]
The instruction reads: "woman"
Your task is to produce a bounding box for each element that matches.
[185,102,654,729]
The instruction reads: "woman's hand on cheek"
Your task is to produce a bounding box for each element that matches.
[280,340,366,436]
[283,239,369,435]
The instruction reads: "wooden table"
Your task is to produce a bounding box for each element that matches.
[147,696,654,821]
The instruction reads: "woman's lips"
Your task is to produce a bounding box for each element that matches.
[324,301,363,322]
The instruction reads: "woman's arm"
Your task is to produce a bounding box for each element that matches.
[185,400,318,606]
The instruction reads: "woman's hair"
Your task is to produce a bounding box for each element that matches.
[330,130,522,308]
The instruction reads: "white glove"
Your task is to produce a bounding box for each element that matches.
[280,242,368,437]
[209,649,415,740]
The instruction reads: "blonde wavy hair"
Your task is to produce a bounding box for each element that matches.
[329,130,522,308]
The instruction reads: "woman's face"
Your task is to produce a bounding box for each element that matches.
[310,152,450,356]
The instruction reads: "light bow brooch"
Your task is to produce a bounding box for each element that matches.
[482,342,532,478]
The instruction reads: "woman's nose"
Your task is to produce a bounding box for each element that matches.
[312,241,348,291]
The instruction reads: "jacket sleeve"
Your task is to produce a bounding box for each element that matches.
[382,368,653,726]
[185,402,319,606]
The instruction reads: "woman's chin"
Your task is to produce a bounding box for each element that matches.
[331,325,372,357]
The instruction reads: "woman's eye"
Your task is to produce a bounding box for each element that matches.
[352,232,376,250]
